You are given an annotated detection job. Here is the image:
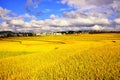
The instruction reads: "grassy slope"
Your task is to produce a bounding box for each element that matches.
[0,33,120,80]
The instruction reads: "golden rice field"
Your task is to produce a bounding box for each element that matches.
[0,33,120,80]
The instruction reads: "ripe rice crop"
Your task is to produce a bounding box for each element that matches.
[0,33,120,80]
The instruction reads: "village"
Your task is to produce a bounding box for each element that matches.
[0,31,63,38]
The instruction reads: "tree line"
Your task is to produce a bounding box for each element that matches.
[0,30,120,38]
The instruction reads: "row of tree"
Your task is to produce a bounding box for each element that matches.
[0,31,36,38]
[57,30,120,34]
[0,30,120,38]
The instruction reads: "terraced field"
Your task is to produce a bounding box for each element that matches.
[0,34,120,80]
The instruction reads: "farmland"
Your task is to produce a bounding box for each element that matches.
[0,33,120,80]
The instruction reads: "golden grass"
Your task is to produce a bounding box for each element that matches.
[0,33,120,80]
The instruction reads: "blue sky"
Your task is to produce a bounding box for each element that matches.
[0,0,73,19]
[0,0,26,14]
[0,0,120,32]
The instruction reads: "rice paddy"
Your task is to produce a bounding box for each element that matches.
[0,33,120,80]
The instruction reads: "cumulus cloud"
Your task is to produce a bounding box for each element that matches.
[26,0,41,8]
[61,0,120,18]
[24,22,31,27]
[25,0,42,16]
[0,6,114,32]
[62,10,111,25]
[18,13,36,20]
[63,10,88,19]
[0,22,13,31]
[0,7,11,21]
[0,22,9,27]
[0,0,120,32]
[50,14,57,19]
[59,0,120,31]
[0,7,11,16]
[111,1,120,18]
[10,19,24,26]
[0,7,36,22]
[115,18,120,24]
[61,0,113,7]
[47,18,70,27]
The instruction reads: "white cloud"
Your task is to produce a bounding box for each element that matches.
[1,0,120,33]
[26,0,40,8]
[111,0,120,13]
[62,7,111,26]
[115,18,120,24]
[44,9,51,12]
[0,7,37,23]
[18,13,36,20]
[50,14,57,19]
[0,7,11,16]
[10,19,24,26]
[1,22,9,27]
[63,10,87,18]
[91,17,110,25]
[70,18,93,25]
[30,20,45,27]
[61,0,113,8]
[61,0,120,20]
[24,22,31,27]
[61,0,86,8]
[51,19,70,26]
[25,0,42,16]
[0,7,12,21]
[0,22,14,31]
